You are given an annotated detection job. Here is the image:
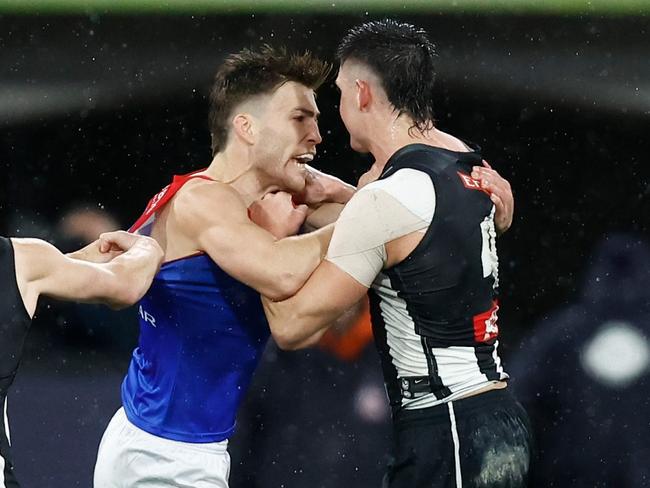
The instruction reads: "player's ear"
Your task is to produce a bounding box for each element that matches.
[355,79,371,111]
[232,113,256,145]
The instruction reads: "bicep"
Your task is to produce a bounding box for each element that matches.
[325,184,431,286]
[178,184,291,296]
[179,183,324,300]
[197,219,287,290]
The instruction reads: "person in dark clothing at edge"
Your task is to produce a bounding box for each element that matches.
[262,20,531,488]
[510,233,650,488]
[0,230,162,487]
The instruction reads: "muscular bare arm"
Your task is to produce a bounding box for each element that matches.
[262,260,369,349]
[303,203,344,232]
[174,181,334,301]
[297,165,354,231]
[13,231,163,317]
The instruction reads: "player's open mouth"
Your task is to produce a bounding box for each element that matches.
[292,153,314,165]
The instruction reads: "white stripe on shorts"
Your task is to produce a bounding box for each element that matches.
[0,398,5,487]
[3,398,9,446]
[448,402,462,488]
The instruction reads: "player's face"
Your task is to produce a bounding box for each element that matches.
[254,81,322,193]
[336,63,368,153]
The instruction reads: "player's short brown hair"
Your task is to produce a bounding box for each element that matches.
[208,45,331,156]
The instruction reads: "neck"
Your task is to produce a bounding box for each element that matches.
[365,116,464,173]
[201,147,279,206]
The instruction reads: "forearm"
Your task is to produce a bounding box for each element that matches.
[262,260,369,349]
[285,300,366,349]
[329,182,356,204]
[270,306,361,350]
[303,203,344,231]
[263,296,332,350]
[104,240,161,307]
[304,165,356,204]
[265,224,334,299]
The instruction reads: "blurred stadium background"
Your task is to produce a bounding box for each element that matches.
[1,1,649,487]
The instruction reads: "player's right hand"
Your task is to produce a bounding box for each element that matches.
[248,191,309,239]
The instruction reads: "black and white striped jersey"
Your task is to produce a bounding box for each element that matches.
[335,144,509,411]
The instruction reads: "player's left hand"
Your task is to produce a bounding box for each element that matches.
[293,166,355,206]
[471,161,514,235]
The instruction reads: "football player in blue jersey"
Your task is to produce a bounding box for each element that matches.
[92,46,354,488]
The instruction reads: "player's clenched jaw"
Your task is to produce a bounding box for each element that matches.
[251,81,322,194]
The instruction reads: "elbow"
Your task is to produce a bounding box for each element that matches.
[107,284,142,310]
[265,274,304,302]
[273,326,322,351]
[273,336,295,351]
[272,330,306,351]
[120,287,146,309]
[117,277,152,308]
[105,267,150,309]
[269,314,308,351]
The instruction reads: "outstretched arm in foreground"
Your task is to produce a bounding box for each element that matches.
[13,231,163,316]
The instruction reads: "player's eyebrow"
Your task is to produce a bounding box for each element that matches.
[293,107,320,120]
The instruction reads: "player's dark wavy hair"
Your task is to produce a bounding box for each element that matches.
[208,45,331,156]
[337,19,437,133]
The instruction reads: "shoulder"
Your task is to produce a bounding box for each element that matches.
[354,168,435,221]
[172,179,247,228]
[173,178,241,208]
[364,168,433,194]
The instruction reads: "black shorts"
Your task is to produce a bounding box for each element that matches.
[384,388,532,488]
[0,398,20,488]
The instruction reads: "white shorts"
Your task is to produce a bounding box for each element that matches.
[93,408,230,488]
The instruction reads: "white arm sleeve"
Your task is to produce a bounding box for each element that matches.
[326,169,436,287]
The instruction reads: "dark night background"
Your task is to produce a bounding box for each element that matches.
[1,9,649,487]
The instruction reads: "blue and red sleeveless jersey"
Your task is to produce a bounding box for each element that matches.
[121,171,270,442]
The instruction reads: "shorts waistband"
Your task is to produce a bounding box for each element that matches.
[117,408,229,454]
[394,388,514,425]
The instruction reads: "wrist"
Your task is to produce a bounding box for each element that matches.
[329,182,356,204]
